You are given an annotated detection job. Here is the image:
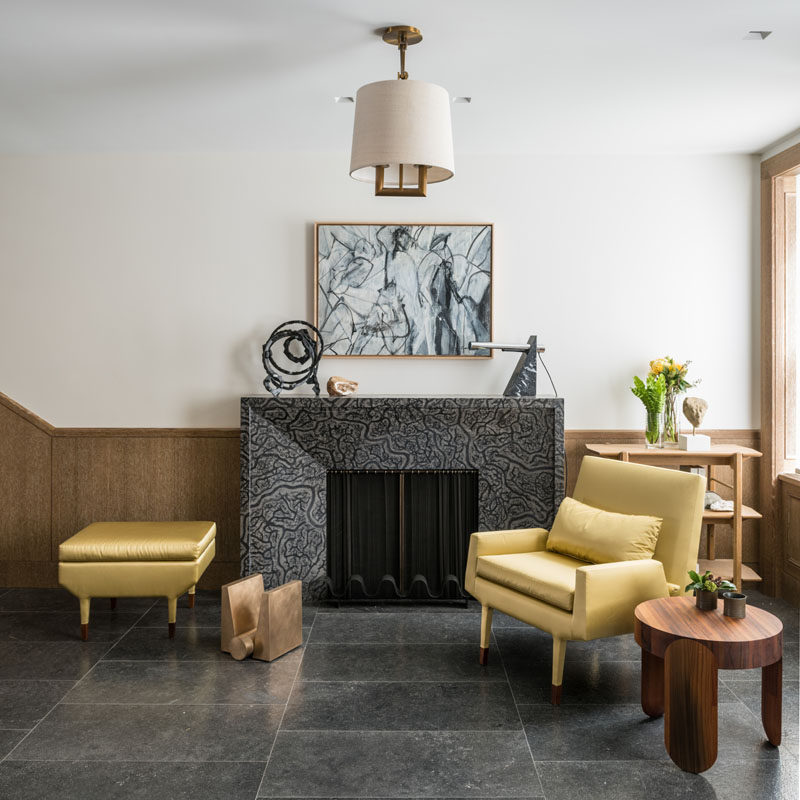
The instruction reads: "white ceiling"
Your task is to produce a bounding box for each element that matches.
[1,0,799,155]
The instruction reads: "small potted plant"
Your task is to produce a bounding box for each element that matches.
[685,570,736,611]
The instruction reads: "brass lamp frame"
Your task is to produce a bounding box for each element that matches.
[374,25,429,198]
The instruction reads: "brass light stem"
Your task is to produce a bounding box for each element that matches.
[398,30,408,79]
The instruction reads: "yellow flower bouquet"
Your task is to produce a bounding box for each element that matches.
[647,356,698,444]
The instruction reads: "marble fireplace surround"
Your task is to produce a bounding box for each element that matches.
[241,396,565,599]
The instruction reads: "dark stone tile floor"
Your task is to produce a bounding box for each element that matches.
[0,587,795,799]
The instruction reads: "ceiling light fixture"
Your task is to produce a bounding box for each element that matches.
[349,25,454,197]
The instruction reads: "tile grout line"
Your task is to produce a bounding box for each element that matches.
[254,606,318,800]
[0,597,159,764]
[491,622,548,800]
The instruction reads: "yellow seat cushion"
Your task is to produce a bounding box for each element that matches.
[476,551,590,611]
[59,522,216,562]
[546,497,662,564]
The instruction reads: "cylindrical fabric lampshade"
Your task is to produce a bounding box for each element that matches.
[350,79,454,186]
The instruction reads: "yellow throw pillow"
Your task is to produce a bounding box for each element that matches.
[546,496,662,564]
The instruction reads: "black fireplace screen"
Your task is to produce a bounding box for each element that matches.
[326,469,479,601]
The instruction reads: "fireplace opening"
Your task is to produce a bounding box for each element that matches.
[326,469,479,602]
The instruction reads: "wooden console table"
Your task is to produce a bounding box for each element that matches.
[586,443,763,590]
[635,596,782,773]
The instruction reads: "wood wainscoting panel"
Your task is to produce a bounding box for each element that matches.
[0,399,52,562]
[567,430,762,577]
[51,432,240,588]
[779,475,800,606]
[0,391,772,595]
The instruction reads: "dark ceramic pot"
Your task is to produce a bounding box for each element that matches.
[722,591,747,619]
[696,589,718,611]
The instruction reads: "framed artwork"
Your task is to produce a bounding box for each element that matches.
[314,223,493,358]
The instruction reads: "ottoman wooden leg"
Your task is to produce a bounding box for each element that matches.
[167,597,178,638]
[188,585,196,609]
[109,598,117,610]
[79,598,91,641]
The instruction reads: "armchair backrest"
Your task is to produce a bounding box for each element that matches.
[572,456,705,591]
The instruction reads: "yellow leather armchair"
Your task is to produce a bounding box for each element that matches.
[465,456,706,704]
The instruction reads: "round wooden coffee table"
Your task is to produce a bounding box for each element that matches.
[634,596,783,774]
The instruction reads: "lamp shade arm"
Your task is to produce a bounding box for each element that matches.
[573,559,668,640]
[464,528,549,594]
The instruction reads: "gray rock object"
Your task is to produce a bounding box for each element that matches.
[683,396,708,433]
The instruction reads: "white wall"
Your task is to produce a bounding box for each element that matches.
[0,151,758,429]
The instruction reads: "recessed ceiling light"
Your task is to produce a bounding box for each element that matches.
[452,96,472,104]
[743,31,772,40]
[334,96,354,103]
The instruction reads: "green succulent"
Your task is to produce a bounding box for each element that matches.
[685,569,736,593]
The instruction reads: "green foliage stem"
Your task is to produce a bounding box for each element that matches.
[630,373,666,414]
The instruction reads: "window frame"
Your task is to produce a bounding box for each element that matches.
[761,142,800,594]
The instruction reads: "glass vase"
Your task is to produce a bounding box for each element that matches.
[645,409,664,448]
[663,390,681,447]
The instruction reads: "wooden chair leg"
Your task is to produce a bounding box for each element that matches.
[79,597,90,641]
[167,597,178,639]
[479,605,493,665]
[188,585,196,609]
[551,636,566,705]
[109,597,117,610]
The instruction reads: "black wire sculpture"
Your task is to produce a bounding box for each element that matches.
[261,320,324,397]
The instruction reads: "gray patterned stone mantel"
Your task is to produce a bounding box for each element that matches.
[241,395,565,599]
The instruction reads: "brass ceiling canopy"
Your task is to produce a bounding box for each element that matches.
[349,24,454,197]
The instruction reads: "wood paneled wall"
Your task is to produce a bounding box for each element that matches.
[0,393,240,589]
[0,392,765,593]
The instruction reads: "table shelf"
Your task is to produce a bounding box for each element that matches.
[586,443,763,590]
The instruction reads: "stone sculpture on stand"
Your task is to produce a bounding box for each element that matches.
[678,396,711,451]
[327,376,359,396]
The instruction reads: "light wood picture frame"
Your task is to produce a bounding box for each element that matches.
[314,223,493,358]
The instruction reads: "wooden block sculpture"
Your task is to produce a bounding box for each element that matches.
[220,576,302,662]
[221,574,264,658]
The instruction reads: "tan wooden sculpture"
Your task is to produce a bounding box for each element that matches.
[220,574,264,654]
[253,580,303,662]
[220,575,302,662]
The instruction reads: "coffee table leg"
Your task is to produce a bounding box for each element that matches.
[641,649,664,718]
[664,639,718,773]
[762,658,782,746]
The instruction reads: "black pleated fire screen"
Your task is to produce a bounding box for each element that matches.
[326,469,479,601]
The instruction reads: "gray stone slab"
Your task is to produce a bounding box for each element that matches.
[63,660,296,705]
[0,642,109,680]
[308,612,483,644]
[0,611,142,642]
[0,589,155,614]
[0,729,27,759]
[0,760,266,800]
[299,643,504,682]
[536,761,651,800]
[9,703,284,762]
[521,704,668,761]
[258,730,543,797]
[634,757,798,800]
[0,680,74,729]
[724,679,800,755]
[102,626,300,663]
[282,681,522,731]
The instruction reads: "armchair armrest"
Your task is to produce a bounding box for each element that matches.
[464,528,549,595]
[573,559,668,640]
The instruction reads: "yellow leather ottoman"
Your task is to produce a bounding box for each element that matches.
[58,521,216,640]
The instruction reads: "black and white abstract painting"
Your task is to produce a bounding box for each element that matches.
[315,223,492,357]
